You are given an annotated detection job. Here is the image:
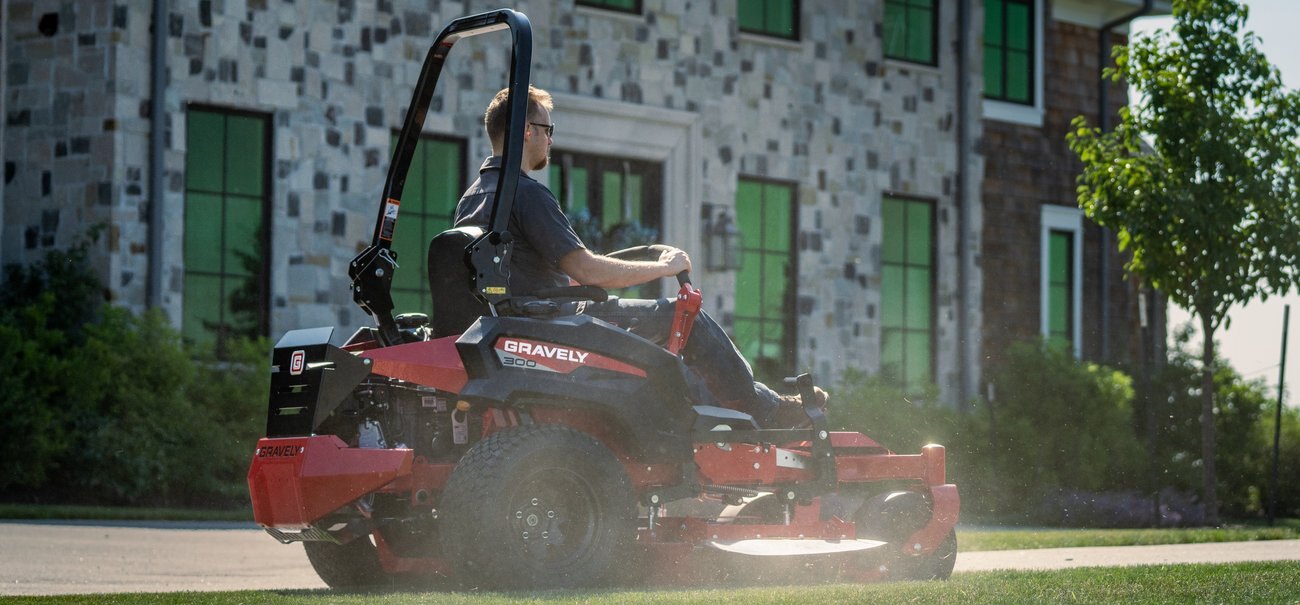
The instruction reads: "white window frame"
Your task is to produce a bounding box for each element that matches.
[982,0,1045,127]
[1040,205,1083,357]
[543,92,702,258]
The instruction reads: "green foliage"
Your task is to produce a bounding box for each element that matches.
[1067,0,1300,522]
[0,296,73,489]
[831,370,956,453]
[1263,405,1300,518]
[1141,324,1282,517]
[959,341,1147,519]
[0,237,269,508]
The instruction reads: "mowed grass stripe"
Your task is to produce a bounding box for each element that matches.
[6,562,1299,605]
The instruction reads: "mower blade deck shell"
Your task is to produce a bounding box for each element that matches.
[706,538,887,556]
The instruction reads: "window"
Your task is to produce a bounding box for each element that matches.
[880,196,934,392]
[739,0,799,41]
[576,0,641,13]
[184,108,270,349]
[1046,230,1074,350]
[549,151,664,297]
[984,0,1035,105]
[734,178,797,385]
[884,0,937,65]
[389,134,467,314]
[1041,206,1083,356]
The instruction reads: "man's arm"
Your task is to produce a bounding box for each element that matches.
[558,247,691,290]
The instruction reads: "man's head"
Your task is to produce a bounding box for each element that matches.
[484,85,554,172]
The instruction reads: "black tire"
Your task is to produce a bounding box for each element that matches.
[891,529,957,581]
[438,424,636,590]
[303,536,385,589]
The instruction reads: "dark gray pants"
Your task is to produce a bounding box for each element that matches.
[567,297,784,424]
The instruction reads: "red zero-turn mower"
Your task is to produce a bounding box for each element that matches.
[247,9,958,590]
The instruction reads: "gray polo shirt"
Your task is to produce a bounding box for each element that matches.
[453,156,586,296]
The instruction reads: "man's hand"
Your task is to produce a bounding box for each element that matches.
[657,246,692,276]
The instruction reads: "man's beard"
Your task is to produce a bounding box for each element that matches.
[530,152,550,172]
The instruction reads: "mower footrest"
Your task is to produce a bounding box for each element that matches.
[706,538,886,557]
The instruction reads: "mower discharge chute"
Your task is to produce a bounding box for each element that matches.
[247,9,959,590]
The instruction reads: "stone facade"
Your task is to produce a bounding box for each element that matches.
[3,0,1160,407]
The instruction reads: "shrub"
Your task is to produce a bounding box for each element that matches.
[959,340,1147,522]
[1140,325,1275,518]
[0,234,269,509]
[831,370,956,453]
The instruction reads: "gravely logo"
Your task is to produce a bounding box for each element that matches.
[289,350,306,375]
[501,338,589,363]
[494,337,646,377]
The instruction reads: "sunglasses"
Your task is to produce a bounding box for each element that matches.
[530,122,555,137]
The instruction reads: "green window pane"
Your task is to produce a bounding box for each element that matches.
[880,331,903,382]
[1049,285,1068,334]
[735,252,765,317]
[905,267,931,330]
[880,265,905,328]
[762,185,791,252]
[1006,1,1031,50]
[905,332,931,390]
[427,141,461,218]
[881,199,905,263]
[223,195,263,278]
[907,6,933,63]
[738,4,763,33]
[766,0,795,38]
[391,290,423,316]
[984,49,1005,98]
[985,0,1004,45]
[406,146,429,214]
[569,167,589,213]
[733,319,762,362]
[182,274,223,347]
[736,180,764,244]
[906,202,931,264]
[601,171,622,228]
[186,112,224,192]
[224,115,265,197]
[883,2,907,58]
[184,193,223,273]
[1050,232,1070,280]
[1006,51,1031,102]
[627,174,643,223]
[761,257,787,317]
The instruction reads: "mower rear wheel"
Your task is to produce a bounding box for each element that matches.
[891,529,957,581]
[438,424,636,590]
[302,536,385,589]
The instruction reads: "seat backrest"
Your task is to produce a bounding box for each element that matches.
[428,226,490,338]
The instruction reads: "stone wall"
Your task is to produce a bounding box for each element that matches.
[3,0,981,405]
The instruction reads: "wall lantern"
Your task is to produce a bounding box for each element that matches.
[702,204,743,272]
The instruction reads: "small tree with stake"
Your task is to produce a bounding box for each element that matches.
[1067,0,1300,523]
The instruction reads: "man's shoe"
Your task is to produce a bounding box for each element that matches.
[765,387,829,429]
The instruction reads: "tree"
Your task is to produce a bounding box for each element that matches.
[1067,0,1300,523]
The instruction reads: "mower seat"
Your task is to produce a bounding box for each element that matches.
[428,226,490,338]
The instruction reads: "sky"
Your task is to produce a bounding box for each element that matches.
[1130,0,1300,408]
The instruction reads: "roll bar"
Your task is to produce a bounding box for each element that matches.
[348,9,532,346]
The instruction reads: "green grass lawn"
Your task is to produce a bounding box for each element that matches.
[957,522,1300,552]
[5,562,1298,605]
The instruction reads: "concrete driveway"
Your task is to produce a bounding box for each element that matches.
[2,521,1297,596]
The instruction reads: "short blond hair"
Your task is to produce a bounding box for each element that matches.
[484,85,553,145]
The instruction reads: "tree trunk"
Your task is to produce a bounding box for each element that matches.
[1199,312,1219,525]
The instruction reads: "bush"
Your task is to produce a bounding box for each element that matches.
[956,341,1147,522]
[0,237,269,509]
[831,371,957,453]
[1141,325,1276,519]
